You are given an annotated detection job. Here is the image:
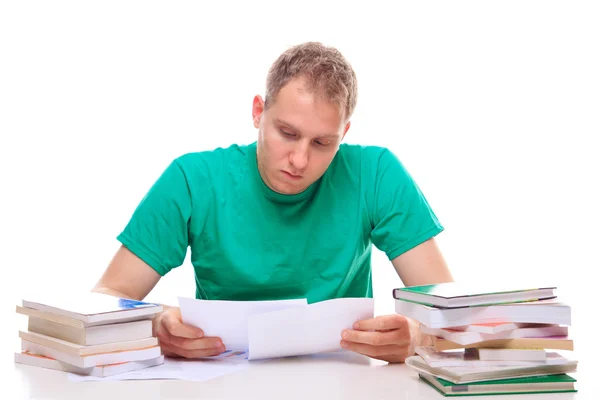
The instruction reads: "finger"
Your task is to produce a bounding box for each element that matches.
[169,335,224,351]
[163,312,204,339]
[353,314,408,331]
[161,341,226,359]
[340,340,401,358]
[342,328,409,346]
[159,344,182,358]
[157,323,223,350]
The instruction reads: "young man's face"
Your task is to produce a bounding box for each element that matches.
[253,77,350,195]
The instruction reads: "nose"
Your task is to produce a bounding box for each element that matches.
[289,143,309,171]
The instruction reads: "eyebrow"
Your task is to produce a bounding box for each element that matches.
[274,118,339,139]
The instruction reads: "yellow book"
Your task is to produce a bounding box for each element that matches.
[432,336,573,351]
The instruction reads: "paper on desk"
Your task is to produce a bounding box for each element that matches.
[68,353,251,382]
[247,297,374,360]
[178,297,307,350]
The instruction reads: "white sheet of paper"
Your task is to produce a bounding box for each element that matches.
[247,297,374,360]
[67,356,250,382]
[178,297,308,350]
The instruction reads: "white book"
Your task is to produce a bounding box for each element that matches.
[15,352,164,377]
[475,348,547,361]
[21,339,162,368]
[20,292,162,326]
[392,283,556,308]
[19,330,159,356]
[420,324,568,345]
[28,317,153,345]
[405,355,578,384]
[415,346,568,368]
[395,299,570,329]
[449,322,550,334]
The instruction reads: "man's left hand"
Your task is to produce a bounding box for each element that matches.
[340,314,428,363]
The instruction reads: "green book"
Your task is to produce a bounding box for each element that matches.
[419,373,577,396]
[393,282,556,308]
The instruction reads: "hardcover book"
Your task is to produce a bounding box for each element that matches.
[393,282,556,308]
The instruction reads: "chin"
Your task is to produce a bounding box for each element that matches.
[273,181,308,195]
[275,185,303,195]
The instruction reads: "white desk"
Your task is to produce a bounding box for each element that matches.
[11,351,580,400]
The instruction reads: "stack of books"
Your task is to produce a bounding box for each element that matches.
[14,292,165,377]
[393,283,578,396]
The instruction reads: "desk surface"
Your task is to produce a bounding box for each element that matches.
[11,350,580,400]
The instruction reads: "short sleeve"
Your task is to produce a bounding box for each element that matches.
[369,149,444,261]
[117,159,192,276]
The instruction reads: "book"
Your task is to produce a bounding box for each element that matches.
[14,351,164,377]
[21,339,162,368]
[420,324,568,345]
[393,282,556,308]
[419,372,577,396]
[474,348,547,362]
[448,322,532,334]
[395,298,570,328]
[415,346,568,368]
[27,317,153,346]
[19,292,162,326]
[19,330,159,356]
[430,336,574,352]
[405,355,578,384]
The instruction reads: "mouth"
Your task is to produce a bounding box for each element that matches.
[281,170,303,180]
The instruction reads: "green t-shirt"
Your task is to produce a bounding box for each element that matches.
[117,142,443,303]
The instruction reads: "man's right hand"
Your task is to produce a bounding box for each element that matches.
[154,307,226,358]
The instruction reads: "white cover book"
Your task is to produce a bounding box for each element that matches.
[15,352,164,377]
[395,299,570,328]
[19,330,158,356]
[21,292,162,326]
[420,324,568,345]
[476,348,547,361]
[415,346,567,368]
[405,355,578,384]
[447,323,521,334]
[21,339,162,368]
[28,317,153,345]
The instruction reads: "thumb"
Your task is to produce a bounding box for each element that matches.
[162,309,204,339]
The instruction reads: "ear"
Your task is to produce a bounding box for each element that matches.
[341,121,351,140]
[252,95,265,128]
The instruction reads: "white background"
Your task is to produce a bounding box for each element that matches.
[1,0,598,390]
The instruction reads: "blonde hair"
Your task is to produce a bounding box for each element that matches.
[265,42,358,120]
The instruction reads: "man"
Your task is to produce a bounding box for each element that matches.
[93,42,453,363]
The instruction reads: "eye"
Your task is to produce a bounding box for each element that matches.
[280,129,296,137]
[314,139,331,146]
